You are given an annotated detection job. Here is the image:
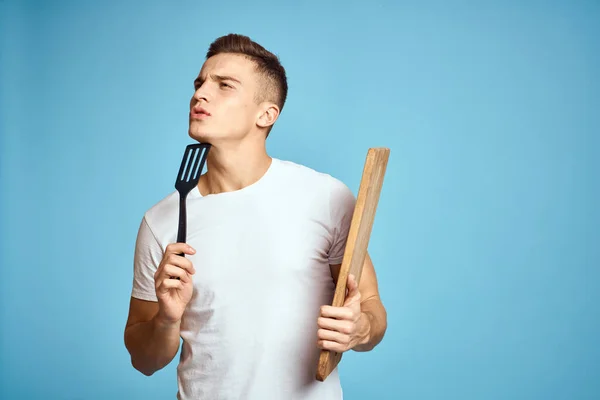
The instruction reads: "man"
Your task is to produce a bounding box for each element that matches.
[124,33,387,399]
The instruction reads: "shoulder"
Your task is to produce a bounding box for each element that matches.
[273,158,353,195]
[140,190,180,239]
[272,158,356,220]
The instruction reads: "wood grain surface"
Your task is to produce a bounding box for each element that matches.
[316,147,390,382]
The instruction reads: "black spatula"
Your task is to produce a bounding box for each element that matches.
[175,143,211,256]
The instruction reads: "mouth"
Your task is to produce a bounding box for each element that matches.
[190,106,211,119]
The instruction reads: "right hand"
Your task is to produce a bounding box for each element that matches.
[153,243,197,325]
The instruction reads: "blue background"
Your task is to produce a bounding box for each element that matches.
[1,1,599,399]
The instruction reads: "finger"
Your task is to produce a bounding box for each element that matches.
[317,340,346,352]
[343,276,361,306]
[317,328,350,345]
[320,306,353,320]
[165,253,196,275]
[154,259,195,283]
[317,317,353,334]
[157,277,185,293]
[165,242,196,257]
[347,274,359,296]
[161,265,192,283]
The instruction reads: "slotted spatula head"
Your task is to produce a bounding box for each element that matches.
[175,143,211,245]
[176,143,211,194]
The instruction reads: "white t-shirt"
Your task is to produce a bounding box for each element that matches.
[131,157,356,399]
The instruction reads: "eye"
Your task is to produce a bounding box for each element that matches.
[220,82,232,89]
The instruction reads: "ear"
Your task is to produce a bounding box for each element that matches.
[256,103,280,129]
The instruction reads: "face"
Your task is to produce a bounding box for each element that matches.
[188,53,278,144]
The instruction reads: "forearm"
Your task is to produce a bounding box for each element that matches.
[124,316,181,376]
[353,297,387,352]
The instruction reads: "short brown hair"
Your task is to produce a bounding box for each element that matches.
[206,33,288,115]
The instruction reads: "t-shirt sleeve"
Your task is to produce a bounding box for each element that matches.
[131,215,163,302]
[327,178,357,265]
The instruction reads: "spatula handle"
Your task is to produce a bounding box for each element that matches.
[171,195,187,278]
[177,195,187,245]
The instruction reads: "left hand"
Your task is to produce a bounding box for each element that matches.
[317,274,370,352]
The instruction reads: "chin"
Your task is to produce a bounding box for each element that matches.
[188,128,214,144]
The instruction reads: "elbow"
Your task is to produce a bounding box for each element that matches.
[139,368,156,377]
[131,357,157,376]
[125,339,158,376]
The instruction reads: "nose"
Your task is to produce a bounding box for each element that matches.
[192,90,205,104]
[193,83,210,104]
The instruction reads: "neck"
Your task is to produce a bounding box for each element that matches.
[197,139,272,196]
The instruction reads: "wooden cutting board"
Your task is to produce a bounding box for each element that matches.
[316,147,390,382]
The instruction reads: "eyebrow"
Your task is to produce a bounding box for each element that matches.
[194,74,242,88]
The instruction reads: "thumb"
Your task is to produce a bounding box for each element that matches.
[344,274,360,304]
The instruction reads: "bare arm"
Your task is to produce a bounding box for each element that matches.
[124,242,197,376]
[124,297,181,376]
[329,251,387,352]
